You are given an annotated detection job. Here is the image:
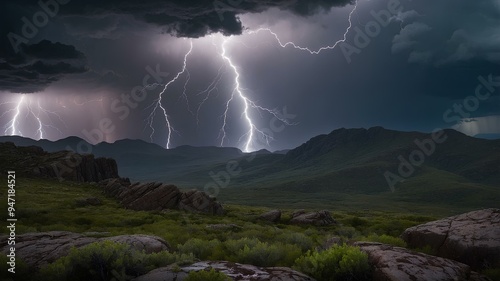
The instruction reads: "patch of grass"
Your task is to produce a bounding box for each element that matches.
[358,234,406,247]
[185,269,231,281]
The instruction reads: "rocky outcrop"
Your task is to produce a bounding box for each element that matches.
[179,190,224,215]
[133,261,316,281]
[258,210,281,223]
[118,182,181,211]
[290,210,336,226]
[34,152,119,182]
[401,208,500,270]
[355,242,491,281]
[99,178,224,215]
[0,231,170,269]
[0,142,119,182]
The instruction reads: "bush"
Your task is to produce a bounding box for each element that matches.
[237,241,302,267]
[178,238,221,260]
[39,240,195,281]
[294,244,371,281]
[277,232,315,252]
[184,269,231,281]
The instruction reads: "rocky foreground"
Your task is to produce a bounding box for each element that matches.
[2,209,498,280]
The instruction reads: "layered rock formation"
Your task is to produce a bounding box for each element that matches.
[401,208,500,270]
[99,178,224,215]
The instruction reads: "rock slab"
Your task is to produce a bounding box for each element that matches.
[0,231,170,269]
[133,261,316,281]
[401,208,500,269]
[355,242,491,281]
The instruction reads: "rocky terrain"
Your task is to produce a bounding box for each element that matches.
[133,261,316,281]
[355,242,490,281]
[402,208,500,270]
[0,231,170,269]
[99,178,225,215]
[0,141,119,182]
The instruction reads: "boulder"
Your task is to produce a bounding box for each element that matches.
[119,182,181,211]
[401,208,500,270]
[258,210,281,223]
[179,190,224,215]
[290,210,336,226]
[355,242,491,281]
[0,231,170,269]
[104,234,171,254]
[133,261,316,281]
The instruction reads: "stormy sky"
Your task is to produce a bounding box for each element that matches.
[1,0,499,151]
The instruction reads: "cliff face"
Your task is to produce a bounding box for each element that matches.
[0,142,119,182]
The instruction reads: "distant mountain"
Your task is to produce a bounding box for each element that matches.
[1,127,499,210]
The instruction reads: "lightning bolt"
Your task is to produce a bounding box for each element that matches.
[4,95,25,136]
[1,95,67,140]
[247,0,358,55]
[218,38,295,152]
[145,39,193,149]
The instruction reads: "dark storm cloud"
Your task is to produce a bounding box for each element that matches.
[0,40,87,93]
[391,0,500,66]
[20,40,85,60]
[2,0,354,38]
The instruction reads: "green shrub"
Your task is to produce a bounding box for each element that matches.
[360,234,406,247]
[39,240,142,281]
[344,216,369,228]
[237,241,302,267]
[335,226,358,238]
[143,251,195,270]
[184,268,231,281]
[294,244,371,281]
[39,240,194,281]
[178,238,221,260]
[277,232,315,251]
